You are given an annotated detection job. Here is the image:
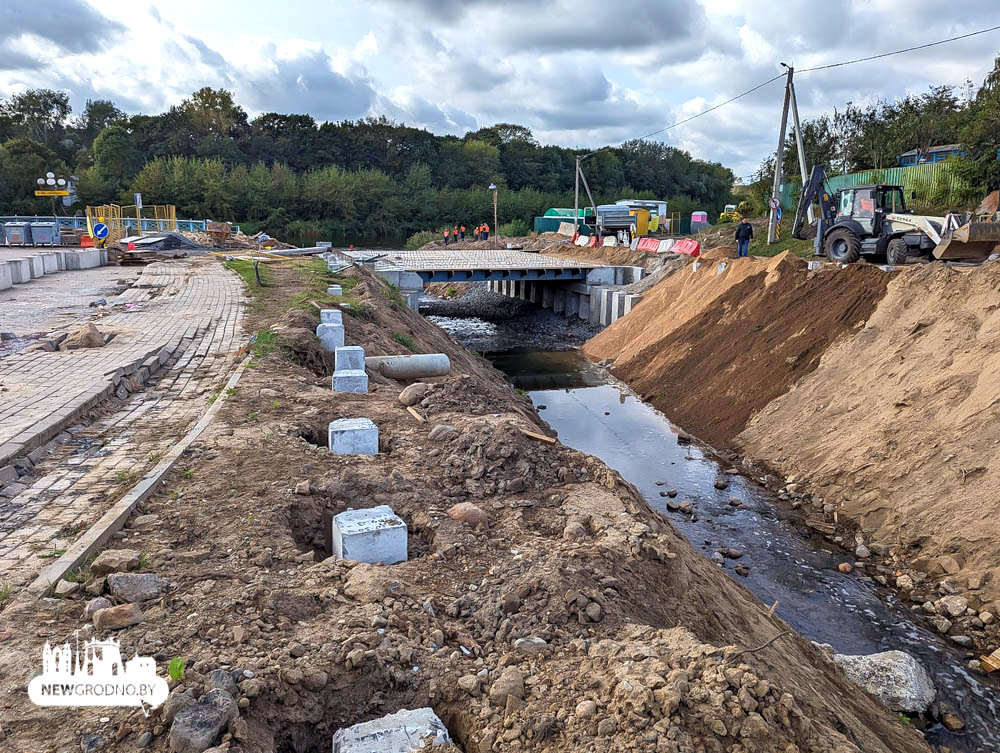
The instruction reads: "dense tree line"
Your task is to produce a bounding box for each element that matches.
[0,87,733,241]
[743,54,1000,215]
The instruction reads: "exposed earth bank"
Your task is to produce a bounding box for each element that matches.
[0,261,927,753]
[584,249,1000,645]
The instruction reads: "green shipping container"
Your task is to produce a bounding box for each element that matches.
[544,208,596,219]
[533,217,591,235]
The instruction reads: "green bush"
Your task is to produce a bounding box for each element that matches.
[498,219,529,237]
[405,230,437,249]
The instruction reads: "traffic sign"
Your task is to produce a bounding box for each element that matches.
[93,223,109,239]
[768,197,780,210]
[134,192,143,209]
[35,190,69,197]
[775,207,782,221]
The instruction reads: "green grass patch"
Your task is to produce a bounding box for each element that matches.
[0,582,12,607]
[37,548,67,560]
[225,259,268,291]
[251,329,281,358]
[385,284,407,310]
[393,331,417,351]
[405,230,437,250]
[169,657,186,682]
[749,235,816,258]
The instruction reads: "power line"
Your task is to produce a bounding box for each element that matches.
[798,24,1000,72]
[590,23,1000,157]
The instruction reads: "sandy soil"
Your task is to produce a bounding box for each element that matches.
[0,262,928,753]
[584,251,890,447]
[739,261,1000,608]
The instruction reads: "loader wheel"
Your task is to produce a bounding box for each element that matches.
[886,238,908,266]
[824,228,861,263]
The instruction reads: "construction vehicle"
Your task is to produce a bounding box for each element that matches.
[719,204,739,223]
[792,164,1000,264]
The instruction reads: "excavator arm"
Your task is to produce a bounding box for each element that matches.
[792,164,835,240]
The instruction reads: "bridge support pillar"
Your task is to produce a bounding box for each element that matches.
[565,291,580,318]
[552,288,566,314]
[542,285,554,309]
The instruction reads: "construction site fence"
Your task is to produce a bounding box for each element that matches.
[778,161,972,212]
[0,216,240,234]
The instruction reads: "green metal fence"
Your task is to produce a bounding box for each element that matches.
[778,161,971,212]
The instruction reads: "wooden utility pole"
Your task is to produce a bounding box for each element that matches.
[768,65,794,244]
[574,156,580,235]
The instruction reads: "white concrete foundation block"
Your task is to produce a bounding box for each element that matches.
[332,504,407,564]
[0,262,12,290]
[8,258,31,284]
[329,417,378,455]
[320,309,343,324]
[327,284,343,295]
[26,255,44,278]
[55,251,66,271]
[65,250,102,270]
[333,369,369,393]
[316,323,345,351]
[335,346,365,371]
[331,707,449,752]
[41,253,59,274]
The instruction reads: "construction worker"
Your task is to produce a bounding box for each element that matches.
[443,228,450,246]
[483,223,490,241]
[460,224,466,241]
[475,224,481,240]
[452,225,459,244]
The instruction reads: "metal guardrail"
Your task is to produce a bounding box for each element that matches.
[0,216,240,234]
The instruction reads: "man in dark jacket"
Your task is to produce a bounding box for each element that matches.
[735,218,753,257]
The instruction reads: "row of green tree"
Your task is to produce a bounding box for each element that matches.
[742,54,1000,215]
[0,87,734,239]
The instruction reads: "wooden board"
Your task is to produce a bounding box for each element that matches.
[519,428,556,444]
[407,406,427,423]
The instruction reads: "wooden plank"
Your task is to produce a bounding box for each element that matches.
[407,406,427,423]
[519,427,556,444]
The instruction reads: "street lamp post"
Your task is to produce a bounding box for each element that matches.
[488,183,498,249]
[36,171,69,215]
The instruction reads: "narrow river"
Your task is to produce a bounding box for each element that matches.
[429,307,1000,753]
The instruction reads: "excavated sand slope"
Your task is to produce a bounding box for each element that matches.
[584,251,890,447]
[739,261,1000,604]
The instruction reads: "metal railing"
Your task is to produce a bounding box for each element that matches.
[0,215,239,234]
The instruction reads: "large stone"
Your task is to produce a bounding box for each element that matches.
[107,573,167,603]
[205,668,238,695]
[833,650,936,713]
[84,597,112,618]
[168,689,237,753]
[62,323,106,350]
[447,502,487,529]
[428,424,459,442]
[93,603,145,631]
[489,665,524,705]
[331,707,450,752]
[332,505,407,564]
[397,383,431,406]
[90,549,140,576]
[938,595,969,617]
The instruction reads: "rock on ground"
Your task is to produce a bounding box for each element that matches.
[62,323,107,350]
[92,603,145,631]
[833,650,936,713]
[168,689,237,753]
[90,549,140,576]
[107,573,167,603]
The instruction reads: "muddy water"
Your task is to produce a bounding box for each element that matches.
[431,304,995,752]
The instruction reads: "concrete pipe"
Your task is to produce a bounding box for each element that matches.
[364,353,451,379]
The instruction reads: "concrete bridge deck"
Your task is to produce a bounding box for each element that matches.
[343,249,601,283]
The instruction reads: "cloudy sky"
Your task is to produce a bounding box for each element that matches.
[3,0,999,175]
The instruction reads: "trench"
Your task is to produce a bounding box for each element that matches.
[430,303,1000,753]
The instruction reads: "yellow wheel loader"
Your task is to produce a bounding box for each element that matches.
[792,165,1000,264]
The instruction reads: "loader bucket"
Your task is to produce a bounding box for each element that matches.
[932,221,1000,260]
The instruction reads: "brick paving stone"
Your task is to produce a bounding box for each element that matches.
[0,257,246,587]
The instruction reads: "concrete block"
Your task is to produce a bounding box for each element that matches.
[8,258,31,284]
[613,292,627,321]
[377,270,402,287]
[54,251,66,270]
[398,271,424,290]
[332,504,406,564]
[41,253,59,274]
[331,707,449,752]
[329,417,378,455]
[552,288,566,314]
[577,291,590,321]
[542,285,554,309]
[586,267,616,286]
[0,261,12,291]
[327,284,343,296]
[589,287,605,325]
[335,346,365,371]
[600,288,615,325]
[625,265,645,284]
[316,323,345,351]
[65,250,102,270]
[26,255,45,278]
[405,291,421,310]
[623,294,642,315]
[99,248,108,265]
[565,290,580,317]
[320,309,343,325]
[333,369,369,393]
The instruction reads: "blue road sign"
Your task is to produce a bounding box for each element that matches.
[93,222,109,239]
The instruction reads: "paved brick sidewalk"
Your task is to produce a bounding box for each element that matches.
[0,258,245,587]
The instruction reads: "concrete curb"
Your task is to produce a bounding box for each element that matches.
[29,355,250,595]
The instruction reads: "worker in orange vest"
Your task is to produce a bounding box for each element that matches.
[483,223,490,241]
[443,228,450,246]
[474,224,481,240]
[452,225,458,243]
[460,224,466,241]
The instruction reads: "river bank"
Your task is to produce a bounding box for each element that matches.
[0,261,931,753]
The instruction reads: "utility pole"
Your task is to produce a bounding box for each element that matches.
[574,156,580,235]
[768,64,794,244]
[788,75,814,225]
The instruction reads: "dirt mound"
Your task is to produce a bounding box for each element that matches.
[585,253,890,447]
[739,261,1000,604]
[62,322,107,349]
